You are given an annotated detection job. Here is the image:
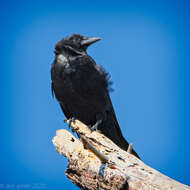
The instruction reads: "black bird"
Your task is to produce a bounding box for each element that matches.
[51,33,139,158]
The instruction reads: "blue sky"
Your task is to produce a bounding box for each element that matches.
[1,0,190,189]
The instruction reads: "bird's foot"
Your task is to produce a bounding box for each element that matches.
[90,119,102,132]
[64,117,76,132]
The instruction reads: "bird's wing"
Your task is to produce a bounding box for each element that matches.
[71,56,109,103]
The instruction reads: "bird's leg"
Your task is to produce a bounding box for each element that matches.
[64,117,76,132]
[90,119,102,131]
[69,117,76,124]
[90,112,105,131]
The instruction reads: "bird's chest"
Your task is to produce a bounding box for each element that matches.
[54,54,76,76]
[54,54,90,83]
[53,55,84,96]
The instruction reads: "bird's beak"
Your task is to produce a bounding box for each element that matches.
[81,37,101,46]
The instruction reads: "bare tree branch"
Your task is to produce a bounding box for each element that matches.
[52,120,190,190]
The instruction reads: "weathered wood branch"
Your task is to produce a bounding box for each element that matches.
[52,120,190,190]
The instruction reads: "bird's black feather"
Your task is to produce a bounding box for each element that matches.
[51,33,139,158]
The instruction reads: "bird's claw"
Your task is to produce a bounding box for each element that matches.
[90,119,102,131]
[68,117,76,132]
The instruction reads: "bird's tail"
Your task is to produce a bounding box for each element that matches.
[100,115,140,159]
[99,95,140,159]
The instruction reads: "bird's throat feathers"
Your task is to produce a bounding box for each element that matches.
[57,54,68,65]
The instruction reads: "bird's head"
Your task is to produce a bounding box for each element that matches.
[54,33,101,55]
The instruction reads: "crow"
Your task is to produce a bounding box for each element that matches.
[51,33,139,158]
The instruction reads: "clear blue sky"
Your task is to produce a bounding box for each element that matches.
[1,0,190,189]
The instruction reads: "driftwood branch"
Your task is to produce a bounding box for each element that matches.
[52,120,190,190]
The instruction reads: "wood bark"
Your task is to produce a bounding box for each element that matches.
[52,119,190,190]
